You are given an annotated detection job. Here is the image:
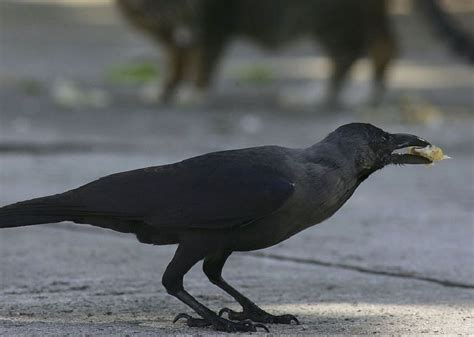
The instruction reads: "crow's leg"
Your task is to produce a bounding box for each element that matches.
[203,252,299,325]
[163,244,268,332]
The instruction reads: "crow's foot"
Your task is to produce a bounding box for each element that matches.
[219,306,299,325]
[173,313,211,327]
[173,312,269,332]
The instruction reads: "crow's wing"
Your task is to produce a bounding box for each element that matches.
[63,151,295,229]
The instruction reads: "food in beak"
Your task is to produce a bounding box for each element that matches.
[408,145,450,162]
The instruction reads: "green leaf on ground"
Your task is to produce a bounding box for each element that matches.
[236,65,275,85]
[106,63,159,84]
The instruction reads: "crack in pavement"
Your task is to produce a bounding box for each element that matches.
[248,252,474,289]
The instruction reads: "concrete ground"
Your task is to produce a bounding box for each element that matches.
[0,1,473,335]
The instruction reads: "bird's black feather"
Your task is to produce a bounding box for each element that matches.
[42,147,296,231]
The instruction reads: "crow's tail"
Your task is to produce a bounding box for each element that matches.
[0,194,73,229]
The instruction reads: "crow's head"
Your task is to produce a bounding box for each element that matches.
[325,123,432,176]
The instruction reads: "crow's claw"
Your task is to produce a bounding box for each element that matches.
[219,305,299,325]
[243,320,270,332]
[173,312,269,332]
[218,307,237,317]
[276,314,300,325]
[218,307,229,316]
[173,313,191,323]
[218,307,247,320]
[173,313,211,327]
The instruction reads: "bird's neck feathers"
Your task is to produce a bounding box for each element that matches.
[304,141,381,181]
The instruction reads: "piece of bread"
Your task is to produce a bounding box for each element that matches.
[408,145,450,162]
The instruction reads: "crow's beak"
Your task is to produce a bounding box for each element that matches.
[390,133,432,165]
[391,133,431,149]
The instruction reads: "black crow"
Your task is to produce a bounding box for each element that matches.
[0,123,435,332]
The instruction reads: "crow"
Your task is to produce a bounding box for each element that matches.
[0,123,434,332]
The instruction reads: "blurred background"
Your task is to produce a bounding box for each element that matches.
[0,0,473,334]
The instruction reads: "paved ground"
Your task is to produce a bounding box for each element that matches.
[0,1,473,335]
